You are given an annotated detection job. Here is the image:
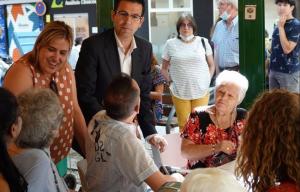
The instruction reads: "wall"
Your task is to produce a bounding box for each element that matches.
[264,0,277,38]
[135,0,149,40]
[194,0,213,38]
[44,0,97,37]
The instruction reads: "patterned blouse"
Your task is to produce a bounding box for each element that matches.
[150,65,166,121]
[181,108,246,168]
[27,62,74,164]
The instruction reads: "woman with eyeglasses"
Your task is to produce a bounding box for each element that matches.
[161,13,215,132]
[3,21,87,176]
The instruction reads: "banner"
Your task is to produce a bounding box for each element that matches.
[6,3,44,61]
[0,0,38,5]
[0,5,7,58]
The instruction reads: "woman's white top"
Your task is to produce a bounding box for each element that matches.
[162,36,212,100]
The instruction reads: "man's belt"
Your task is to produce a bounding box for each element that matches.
[219,65,239,72]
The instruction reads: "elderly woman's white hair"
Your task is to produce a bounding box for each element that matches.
[215,70,249,105]
[180,168,246,192]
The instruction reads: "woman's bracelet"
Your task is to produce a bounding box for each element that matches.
[211,144,216,155]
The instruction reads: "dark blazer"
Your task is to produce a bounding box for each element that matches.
[75,28,157,137]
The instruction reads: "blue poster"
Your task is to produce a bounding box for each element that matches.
[0,5,8,58]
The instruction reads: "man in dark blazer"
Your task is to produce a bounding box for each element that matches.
[75,0,167,151]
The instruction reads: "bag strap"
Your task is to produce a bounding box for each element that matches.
[201,38,208,63]
[201,38,206,52]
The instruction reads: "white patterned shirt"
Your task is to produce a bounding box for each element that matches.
[86,110,158,192]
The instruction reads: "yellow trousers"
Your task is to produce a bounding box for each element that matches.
[172,94,209,132]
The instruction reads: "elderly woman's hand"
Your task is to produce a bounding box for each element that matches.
[218,140,236,155]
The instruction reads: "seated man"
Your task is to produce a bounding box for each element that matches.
[85,73,182,192]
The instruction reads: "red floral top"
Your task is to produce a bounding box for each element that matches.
[268,181,300,192]
[181,108,246,168]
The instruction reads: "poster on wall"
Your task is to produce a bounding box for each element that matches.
[0,5,7,58]
[0,0,38,5]
[54,13,89,41]
[54,13,89,69]
[6,3,44,61]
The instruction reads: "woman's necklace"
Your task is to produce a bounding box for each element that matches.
[179,36,196,44]
[214,109,236,129]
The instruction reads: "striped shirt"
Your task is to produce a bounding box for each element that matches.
[162,36,212,99]
[212,16,239,68]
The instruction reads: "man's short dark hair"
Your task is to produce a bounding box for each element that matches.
[275,0,296,16]
[114,0,145,16]
[275,0,295,6]
[104,73,139,120]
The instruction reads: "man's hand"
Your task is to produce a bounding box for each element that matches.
[148,134,168,152]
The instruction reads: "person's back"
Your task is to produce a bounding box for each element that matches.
[85,74,183,192]
[11,148,66,192]
[236,89,300,192]
[86,111,156,192]
[10,88,68,192]
[0,87,28,192]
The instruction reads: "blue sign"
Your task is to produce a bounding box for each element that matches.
[0,5,7,58]
[35,1,46,16]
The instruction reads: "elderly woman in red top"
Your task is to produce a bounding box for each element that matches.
[181,70,248,169]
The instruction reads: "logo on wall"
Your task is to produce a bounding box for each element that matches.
[35,1,46,16]
[65,0,96,6]
[51,0,64,8]
[65,0,80,6]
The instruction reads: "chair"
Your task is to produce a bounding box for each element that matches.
[77,159,87,192]
[156,86,178,134]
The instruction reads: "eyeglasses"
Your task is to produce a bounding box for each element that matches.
[50,79,59,95]
[180,23,193,29]
[114,10,143,22]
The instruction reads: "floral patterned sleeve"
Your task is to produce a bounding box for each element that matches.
[151,66,166,87]
[235,119,245,135]
[234,108,247,135]
[180,112,203,144]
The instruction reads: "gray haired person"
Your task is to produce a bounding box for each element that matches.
[9,88,68,192]
[212,0,239,74]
